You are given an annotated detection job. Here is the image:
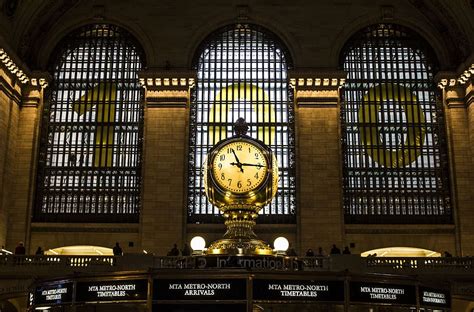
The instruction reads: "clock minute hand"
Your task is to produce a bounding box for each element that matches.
[230,149,244,172]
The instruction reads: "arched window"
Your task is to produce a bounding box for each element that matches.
[188,24,296,224]
[34,24,145,222]
[340,24,451,223]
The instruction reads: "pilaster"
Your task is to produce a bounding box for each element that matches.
[437,58,474,256]
[290,69,346,254]
[138,69,195,255]
[7,73,49,251]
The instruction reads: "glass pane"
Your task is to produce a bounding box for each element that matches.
[341,24,451,224]
[188,24,296,224]
[34,24,145,222]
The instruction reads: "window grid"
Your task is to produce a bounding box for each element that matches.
[34,24,145,222]
[188,24,296,224]
[341,24,451,224]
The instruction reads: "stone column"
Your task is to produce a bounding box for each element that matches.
[438,60,474,256]
[7,75,48,252]
[0,65,22,248]
[138,70,195,255]
[290,70,346,254]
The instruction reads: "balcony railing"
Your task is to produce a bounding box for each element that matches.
[0,254,472,275]
[0,255,115,267]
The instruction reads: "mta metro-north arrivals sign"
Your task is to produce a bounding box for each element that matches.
[76,279,148,302]
[253,279,344,302]
[350,282,416,305]
[153,279,247,301]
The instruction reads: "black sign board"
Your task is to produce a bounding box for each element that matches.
[76,279,148,302]
[153,304,247,312]
[350,282,416,305]
[34,282,73,306]
[253,279,344,302]
[153,279,246,301]
[420,287,451,308]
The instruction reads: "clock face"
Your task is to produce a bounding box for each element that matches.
[212,141,268,194]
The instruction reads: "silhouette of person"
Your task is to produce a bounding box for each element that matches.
[317,246,326,256]
[330,244,341,254]
[287,245,297,257]
[444,251,452,257]
[35,247,44,255]
[168,243,180,256]
[182,243,191,256]
[305,248,315,257]
[14,242,26,255]
[342,246,351,254]
[113,242,123,256]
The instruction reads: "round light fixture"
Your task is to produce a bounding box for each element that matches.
[190,236,206,251]
[273,237,289,252]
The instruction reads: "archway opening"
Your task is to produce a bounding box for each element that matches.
[44,245,113,256]
[361,247,441,257]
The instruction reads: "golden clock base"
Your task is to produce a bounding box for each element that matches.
[206,238,273,256]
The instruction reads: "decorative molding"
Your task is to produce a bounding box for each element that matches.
[289,70,346,107]
[139,69,195,108]
[138,69,196,89]
[437,59,474,109]
[0,48,29,84]
[289,70,346,89]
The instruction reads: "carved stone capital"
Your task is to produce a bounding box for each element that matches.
[139,69,196,108]
[289,69,346,107]
[436,57,474,109]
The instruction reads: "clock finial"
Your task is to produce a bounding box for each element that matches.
[234,117,248,136]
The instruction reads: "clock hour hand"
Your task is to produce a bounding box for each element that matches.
[240,162,265,168]
[230,149,244,172]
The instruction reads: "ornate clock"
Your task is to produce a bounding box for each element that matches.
[203,118,278,255]
[204,120,278,208]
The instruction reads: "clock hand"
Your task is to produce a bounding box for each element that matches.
[230,162,245,173]
[230,149,244,172]
[240,163,265,168]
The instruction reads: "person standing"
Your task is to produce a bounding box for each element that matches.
[317,247,326,256]
[35,247,44,255]
[168,243,180,256]
[182,243,191,256]
[342,246,351,254]
[113,242,123,256]
[14,242,26,255]
[305,248,315,257]
[330,244,341,255]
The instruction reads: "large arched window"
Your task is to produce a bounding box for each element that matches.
[34,24,145,222]
[188,24,296,224]
[340,24,451,223]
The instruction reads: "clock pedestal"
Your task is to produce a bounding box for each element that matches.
[206,204,273,255]
[204,118,278,256]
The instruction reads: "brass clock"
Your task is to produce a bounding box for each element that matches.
[211,140,268,194]
[204,118,279,255]
[204,119,278,209]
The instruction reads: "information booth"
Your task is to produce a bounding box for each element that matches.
[28,268,451,312]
